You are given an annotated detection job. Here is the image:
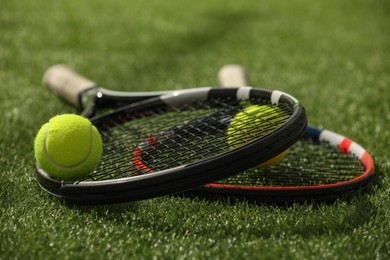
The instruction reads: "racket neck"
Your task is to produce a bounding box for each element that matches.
[80,87,99,118]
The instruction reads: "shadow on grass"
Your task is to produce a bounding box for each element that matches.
[47,161,383,241]
[65,189,381,240]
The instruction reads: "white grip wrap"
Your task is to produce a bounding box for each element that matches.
[218,64,249,87]
[43,64,96,108]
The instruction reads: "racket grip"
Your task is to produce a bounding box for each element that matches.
[43,64,97,108]
[218,64,249,87]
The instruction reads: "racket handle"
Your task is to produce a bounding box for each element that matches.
[43,64,97,108]
[218,64,250,87]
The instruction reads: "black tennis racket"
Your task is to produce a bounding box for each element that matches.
[188,64,375,203]
[35,65,307,204]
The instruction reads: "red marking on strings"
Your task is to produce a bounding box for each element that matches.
[133,135,158,174]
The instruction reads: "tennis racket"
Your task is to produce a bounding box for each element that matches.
[35,64,307,205]
[188,64,375,203]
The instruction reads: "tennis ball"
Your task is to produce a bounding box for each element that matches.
[227,105,288,168]
[34,114,103,181]
[256,149,288,168]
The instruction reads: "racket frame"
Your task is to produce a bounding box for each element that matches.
[190,125,375,203]
[36,85,307,204]
[185,64,376,203]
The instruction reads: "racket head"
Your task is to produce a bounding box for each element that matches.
[35,84,307,204]
[188,126,375,204]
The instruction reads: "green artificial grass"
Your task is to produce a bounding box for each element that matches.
[1,0,389,258]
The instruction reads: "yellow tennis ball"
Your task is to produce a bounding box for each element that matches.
[34,114,103,181]
[256,149,288,168]
[227,105,288,168]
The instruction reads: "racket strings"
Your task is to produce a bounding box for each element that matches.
[227,104,291,148]
[135,101,293,173]
[82,98,293,181]
[215,139,365,187]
